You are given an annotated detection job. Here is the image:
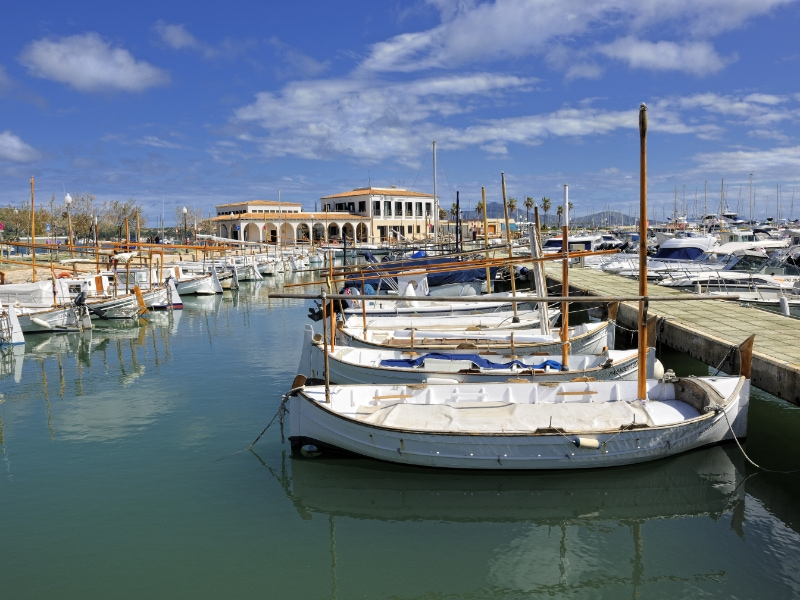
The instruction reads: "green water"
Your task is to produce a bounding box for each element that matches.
[2,278,800,599]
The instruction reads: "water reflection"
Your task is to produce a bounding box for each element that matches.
[4,312,184,443]
[281,446,746,524]
[265,446,752,596]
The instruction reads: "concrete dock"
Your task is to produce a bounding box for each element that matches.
[543,264,800,405]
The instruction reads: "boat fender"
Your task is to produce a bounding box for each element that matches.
[30,317,53,329]
[652,359,664,379]
[780,297,790,317]
[300,444,321,458]
[573,438,601,449]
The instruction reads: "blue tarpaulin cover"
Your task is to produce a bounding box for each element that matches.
[379,352,563,371]
[343,252,497,292]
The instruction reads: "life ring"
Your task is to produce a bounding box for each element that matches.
[57,272,72,279]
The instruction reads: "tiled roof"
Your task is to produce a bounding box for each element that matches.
[321,187,431,200]
[215,199,302,208]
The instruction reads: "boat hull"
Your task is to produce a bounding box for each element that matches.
[288,377,749,470]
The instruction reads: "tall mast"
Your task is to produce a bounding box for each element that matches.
[749,173,753,224]
[432,140,437,243]
[638,103,648,401]
[30,176,36,282]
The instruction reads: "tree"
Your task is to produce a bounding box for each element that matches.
[450,203,459,220]
[540,197,551,228]
[524,196,534,222]
[0,204,30,239]
[475,199,485,219]
[438,207,447,220]
[508,196,517,219]
[102,198,146,241]
[66,192,99,243]
[556,205,563,228]
[174,206,205,242]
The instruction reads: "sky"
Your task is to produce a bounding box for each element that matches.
[2,0,800,226]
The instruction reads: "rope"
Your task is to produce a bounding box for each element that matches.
[249,394,290,448]
[722,410,800,474]
[713,344,738,376]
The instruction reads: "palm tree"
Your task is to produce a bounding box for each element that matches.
[508,197,517,219]
[524,196,534,223]
[541,197,551,228]
[450,203,459,220]
[556,205,563,227]
[475,199,485,219]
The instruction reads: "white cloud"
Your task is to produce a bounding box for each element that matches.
[268,38,329,78]
[693,145,800,175]
[19,32,169,93]
[0,65,11,90]
[154,21,201,51]
[139,136,184,149]
[0,131,39,162]
[597,37,734,75]
[233,73,532,161]
[360,0,791,76]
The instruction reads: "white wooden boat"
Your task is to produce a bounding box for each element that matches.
[0,301,24,346]
[300,328,654,386]
[16,304,93,333]
[339,308,557,331]
[285,371,749,469]
[341,290,544,318]
[337,320,613,356]
[168,265,222,295]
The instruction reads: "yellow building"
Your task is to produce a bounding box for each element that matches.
[321,186,436,242]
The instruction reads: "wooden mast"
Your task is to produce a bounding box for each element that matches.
[30,176,36,282]
[500,173,518,320]
[560,184,569,369]
[481,186,491,293]
[638,103,648,400]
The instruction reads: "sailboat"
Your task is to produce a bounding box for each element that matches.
[283,105,753,470]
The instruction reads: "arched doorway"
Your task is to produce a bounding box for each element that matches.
[245,223,260,242]
[342,223,355,243]
[264,221,278,243]
[279,222,295,245]
[356,223,369,242]
[327,223,340,241]
[296,223,310,243]
[312,223,325,242]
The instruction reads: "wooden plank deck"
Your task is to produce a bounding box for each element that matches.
[543,264,800,405]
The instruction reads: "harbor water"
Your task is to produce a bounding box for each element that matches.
[2,275,800,599]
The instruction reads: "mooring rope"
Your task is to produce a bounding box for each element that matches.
[722,410,800,474]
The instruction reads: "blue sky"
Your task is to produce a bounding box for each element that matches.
[2,0,800,226]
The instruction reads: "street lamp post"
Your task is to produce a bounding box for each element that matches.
[64,192,74,257]
[182,206,188,246]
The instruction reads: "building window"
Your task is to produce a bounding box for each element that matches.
[405,203,413,217]
[407,225,413,234]
[415,202,422,217]
[425,202,431,216]
[358,201,366,213]
[372,201,381,216]
[395,202,403,216]
[384,201,392,216]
